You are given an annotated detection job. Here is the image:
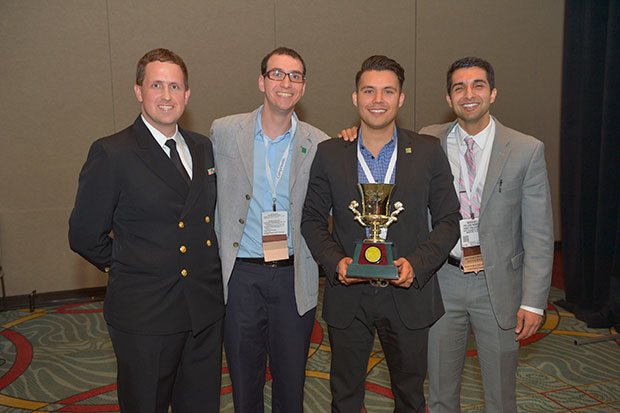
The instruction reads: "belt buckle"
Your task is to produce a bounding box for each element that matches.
[369,279,389,288]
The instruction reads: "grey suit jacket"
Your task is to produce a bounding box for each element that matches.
[210,108,330,316]
[420,119,554,329]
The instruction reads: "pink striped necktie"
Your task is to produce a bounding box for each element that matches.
[459,136,480,219]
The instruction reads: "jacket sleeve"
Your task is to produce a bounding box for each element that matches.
[301,145,348,282]
[520,141,554,309]
[68,140,119,272]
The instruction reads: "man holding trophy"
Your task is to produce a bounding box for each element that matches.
[301,55,461,412]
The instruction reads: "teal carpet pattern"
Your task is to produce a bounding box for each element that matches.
[1,286,619,412]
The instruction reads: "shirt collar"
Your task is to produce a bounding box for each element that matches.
[453,116,495,150]
[141,114,180,148]
[359,125,397,154]
[254,105,298,143]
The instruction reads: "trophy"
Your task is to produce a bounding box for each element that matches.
[346,183,404,280]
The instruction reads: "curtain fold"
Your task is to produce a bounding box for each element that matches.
[557,0,620,330]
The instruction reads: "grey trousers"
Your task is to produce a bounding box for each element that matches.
[427,263,519,413]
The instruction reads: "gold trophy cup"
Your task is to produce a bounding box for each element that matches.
[347,183,404,281]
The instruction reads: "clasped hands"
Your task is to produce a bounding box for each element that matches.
[337,256,414,288]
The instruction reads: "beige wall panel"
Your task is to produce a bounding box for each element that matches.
[274,0,416,136]
[105,0,275,135]
[415,0,564,239]
[1,0,114,210]
[1,1,115,295]
[1,210,104,296]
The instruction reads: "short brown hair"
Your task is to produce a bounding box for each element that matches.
[261,47,306,76]
[355,55,405,91]
[136,48,189,89]
[446,57,495,93]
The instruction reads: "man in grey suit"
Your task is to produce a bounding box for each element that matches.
[422,57,554,412]
[209,47,329,413]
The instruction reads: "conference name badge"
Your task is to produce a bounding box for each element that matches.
[460,218,484,273]
[262,211,289,262]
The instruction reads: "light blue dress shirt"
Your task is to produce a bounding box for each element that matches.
[237,106,296,258]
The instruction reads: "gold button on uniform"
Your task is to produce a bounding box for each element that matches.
[181,269,188,277]
[178,221,185,229]
[233,242,239,248]
[205,216,210,223]
[179,245,187,253]
[239,218,245,224]
[206,240,212,247]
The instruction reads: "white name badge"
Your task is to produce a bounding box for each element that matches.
[262,211,289,262]
[459,218,484,273]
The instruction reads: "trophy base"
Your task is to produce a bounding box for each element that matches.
[346,241,398,280]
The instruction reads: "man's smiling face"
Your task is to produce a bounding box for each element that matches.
[446,66,496,134]
[258,54,306,115]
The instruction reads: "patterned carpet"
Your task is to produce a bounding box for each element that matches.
[1,285,619,412]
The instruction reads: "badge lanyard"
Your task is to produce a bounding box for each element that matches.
[357,133,398,184]
[262,121,296,211]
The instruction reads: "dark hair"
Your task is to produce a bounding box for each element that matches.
[261,47,306,76]
[136,48,189,89]
[355,55,405,90]
[446,56,495,93]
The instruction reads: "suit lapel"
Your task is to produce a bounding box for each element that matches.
[289,123,314,193]
[480,120,511,217]
[180,128,205,216]
[343,139,361,202]
[132,117,189,199]
[392,128,414,201]
[439,121,458,152]
[235,111,258,185]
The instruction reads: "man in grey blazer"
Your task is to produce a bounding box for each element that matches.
[422,57,554,412]
[209,47,329,413]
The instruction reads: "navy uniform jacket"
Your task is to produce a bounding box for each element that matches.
[69,116,224,335]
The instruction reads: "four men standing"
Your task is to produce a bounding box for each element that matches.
[70,47,552,412]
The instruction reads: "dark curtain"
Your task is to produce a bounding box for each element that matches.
[557,0,620,330]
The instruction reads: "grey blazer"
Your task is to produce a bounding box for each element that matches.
[420,119,554,329]
[210,108,330,316]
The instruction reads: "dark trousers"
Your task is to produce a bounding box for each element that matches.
[328,284,429,413]
[107,319,223,413]
[224,260,316,413]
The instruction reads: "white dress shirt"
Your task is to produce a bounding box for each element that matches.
[141,114,193,179]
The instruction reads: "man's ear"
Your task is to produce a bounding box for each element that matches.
[352,91,358,108]
[134,84,143,103]
[445,93,453,109]
[258,74,265,93]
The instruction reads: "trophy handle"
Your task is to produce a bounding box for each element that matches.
[348,200,367,227]
[385,201,404,227]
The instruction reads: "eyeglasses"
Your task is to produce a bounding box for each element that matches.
[263,69,305,83]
